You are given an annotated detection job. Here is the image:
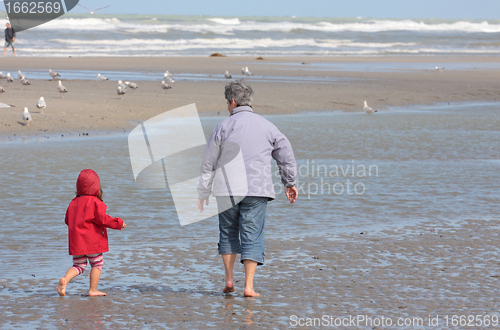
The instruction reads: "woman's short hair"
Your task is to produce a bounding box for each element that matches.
[224,81,253,107]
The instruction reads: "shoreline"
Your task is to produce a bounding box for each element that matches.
[0,56,499,138]
[1,100,498,144]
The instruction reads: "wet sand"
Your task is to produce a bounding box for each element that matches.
[1,219,499,328]
[0,56,499,138]
[1,57,500,328]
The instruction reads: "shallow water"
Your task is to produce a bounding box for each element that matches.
[1,102,499,328]
[261,61,500,72]
[15,68,372,84]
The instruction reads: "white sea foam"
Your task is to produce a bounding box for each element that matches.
[32,17,500,34]
[37,17,121,30]
[206,18,241,25]
[15,37,491,56]
[51,37,416,49]
[12,16,500,57]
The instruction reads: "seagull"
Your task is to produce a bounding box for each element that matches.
[225,70,232,79]
[57,80,67,97]
[20,77,30,85]
[49,69,60,80]
[161,80,172,90]
[0,86,5,92]
[78,4,110,15]
[0,72,6,79]
[117,80,127,95]
[118,80,127,90]
[36,97,46,114]
[18,70,25,79]
[244,67,253,76]
[6,73,14,82]
[97,73,108,81]
[363,100,377,114]
[241,67,245,74]
[435,66,445,71]
[124,81,138,89]
[23,107,32,126]
[163,71,175,83]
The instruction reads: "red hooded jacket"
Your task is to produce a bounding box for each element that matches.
[65,169,124,255]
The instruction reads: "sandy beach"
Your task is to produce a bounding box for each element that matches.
[0,56,499,139]
[2,219,499,328]
[1,55,499,329]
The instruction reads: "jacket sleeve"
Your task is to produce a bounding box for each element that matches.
[271,127,297,188]
[65,208,69,226]
[94,200,124,230]
[197,126,223,199]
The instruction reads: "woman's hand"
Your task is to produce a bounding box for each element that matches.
[285,186,298,204]
[122,223,127,229]
[198,199,209,212]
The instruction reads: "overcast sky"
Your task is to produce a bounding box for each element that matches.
[65,0,499,19]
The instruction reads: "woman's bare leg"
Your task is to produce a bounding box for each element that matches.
[243,260,259,297]
[222,253,236,293]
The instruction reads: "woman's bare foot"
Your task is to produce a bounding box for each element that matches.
[223,279,235,293]
[58,277,68,296]
[244,288,260,297]
[88,289,106,296]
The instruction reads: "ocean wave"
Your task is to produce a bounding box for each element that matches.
[33,17,500,34]
[21,37,496,55]
[50,38,417,49]
[11,16,500,57]
[206,18,241,25]
[17,47,500,57]
[36,17,122,30]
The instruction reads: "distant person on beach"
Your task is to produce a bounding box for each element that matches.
[198,81,298,297]
[3,23,15,56]
[58,169,127,297]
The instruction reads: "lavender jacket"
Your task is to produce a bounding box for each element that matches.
[198,106,297,200]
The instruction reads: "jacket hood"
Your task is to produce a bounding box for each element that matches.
[76,169,100,197]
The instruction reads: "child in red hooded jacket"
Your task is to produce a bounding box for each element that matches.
[58,169,127,297]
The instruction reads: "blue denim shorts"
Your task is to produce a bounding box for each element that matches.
[4,41,14,48]
[217,196,268,265]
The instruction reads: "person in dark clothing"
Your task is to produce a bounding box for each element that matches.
[3,23,15,56]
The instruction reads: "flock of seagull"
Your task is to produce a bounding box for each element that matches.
[0,68,179,127]
[0,70,50,126]
[0,64,381,127]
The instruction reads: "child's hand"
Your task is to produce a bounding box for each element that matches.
[122,223,127,229]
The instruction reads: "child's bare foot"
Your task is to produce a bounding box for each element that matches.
[244,288,259,297]
[88,289,106,296]
[58,277,68,296]
[223,279,235,293]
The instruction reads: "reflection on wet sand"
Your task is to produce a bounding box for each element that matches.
[1,104,500,327]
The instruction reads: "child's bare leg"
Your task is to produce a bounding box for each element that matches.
[88,268,106,296]
[58,267,79,296]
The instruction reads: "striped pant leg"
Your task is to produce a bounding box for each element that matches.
[87,253,104,270]
[72,255,88,275]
